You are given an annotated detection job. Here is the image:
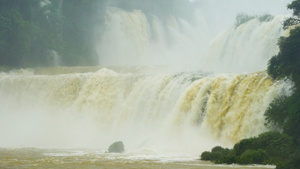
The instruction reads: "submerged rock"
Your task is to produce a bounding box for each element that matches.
[108,141,124,153]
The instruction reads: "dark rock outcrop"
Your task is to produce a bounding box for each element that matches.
[108,141,124,153]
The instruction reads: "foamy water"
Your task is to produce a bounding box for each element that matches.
[0,148,275,169]
[0,2,294,168]
[0,68,292,151]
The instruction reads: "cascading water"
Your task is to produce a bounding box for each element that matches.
[0,3,295,167]
[97,8,289,73]
[0,68,292,152]
[202,15,287,73]
[97,8,211,69]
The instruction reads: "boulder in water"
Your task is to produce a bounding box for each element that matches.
[108,141,124,153]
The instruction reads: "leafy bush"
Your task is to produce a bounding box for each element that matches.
[283,0,300,29]
[265,92,300,145]
[277,148,300,169]
[201,146,234,164]
[235,13,255,27]
[200,132,293,165]
[258,14,274,22]
[202,1,300,169]
[211,146,229,155]
[267,27,300,86]
[238,149,267,165]
[233,137,257,156]
[200,151,212,161]
[222,150,236,164]
[235,13,273,27]
[210,152,223,163]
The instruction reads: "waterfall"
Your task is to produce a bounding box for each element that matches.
[202,15,287,73]
[96,8,211,70]
[0,6,294,154]
[0,68,292,152]
[96,8,288,73]
[47,50,61,67]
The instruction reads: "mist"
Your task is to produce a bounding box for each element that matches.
[0,0,292,70]
[0,0,296,162]
[94,0,293,73]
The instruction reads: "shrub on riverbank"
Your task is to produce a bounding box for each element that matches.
[200,131,293,166]
[201,1,300,168]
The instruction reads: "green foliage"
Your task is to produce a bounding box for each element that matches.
[258,132,292,164]
[200,151,211,161]
[266,91,300,145]
[267,27,300,88]
[60,0,107,66]
[283,0,300,29]
[255,1,300,168]
[235,14,255,27]
[210,146,230,164]
[0,0,63,67]
[234,131,292,164]
[0,8,34,67]
[0,0,195,67]
[222,150,236,164]
[235,14,274,27]
[288,0,300,17]
[200,149,221,162]
[237,149,267,165]
[233,137,257,156]
[0,0,106,67]
[201,132,293,165]
[202,1,300,168]
[211,146,229,154]
[283,17,300,30]
[201,146,235,164]
[258,14,274,22]
[277,148,300,169]
[265,94,290,129]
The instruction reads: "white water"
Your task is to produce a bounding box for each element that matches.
[0,2,295,165]
[0,68,293,154]
[202,16,287,73]
[96,7,289,73]
[97,8,208,69]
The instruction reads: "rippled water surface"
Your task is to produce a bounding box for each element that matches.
[0,148,275,169]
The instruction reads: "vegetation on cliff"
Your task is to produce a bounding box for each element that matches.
[201,0,300,168]
[0,0,193,68]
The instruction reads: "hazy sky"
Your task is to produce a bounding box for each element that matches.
[194,0,293,15]
[193,0,294,33]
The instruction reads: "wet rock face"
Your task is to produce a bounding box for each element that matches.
[108,141,124,153]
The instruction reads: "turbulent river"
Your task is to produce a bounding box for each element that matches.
[0,148,276,169]
[0,67,291,169]
[0,3,295,169]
